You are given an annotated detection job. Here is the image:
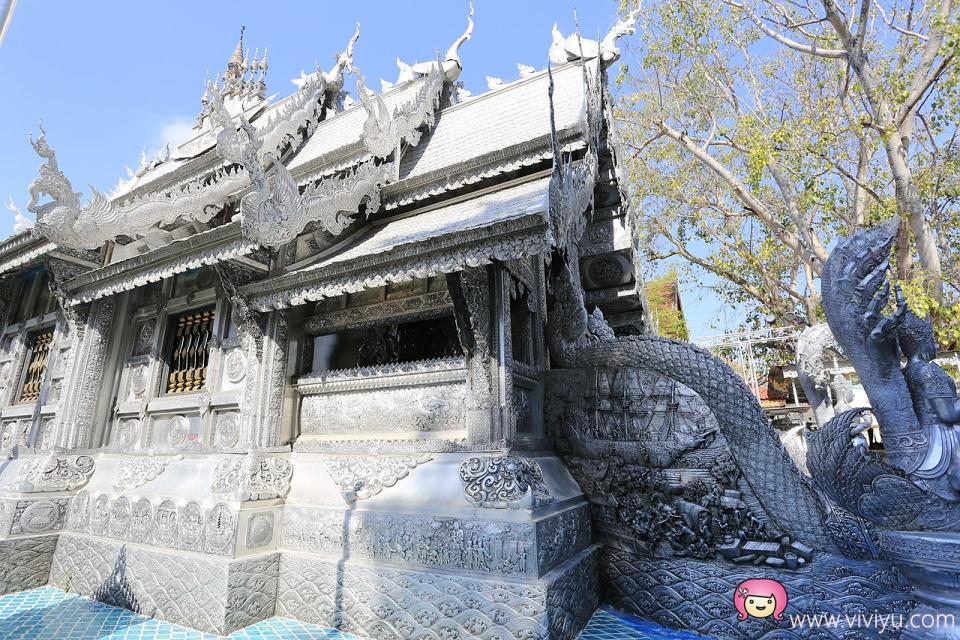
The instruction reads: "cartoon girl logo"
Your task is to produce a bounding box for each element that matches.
[733,578,788,621]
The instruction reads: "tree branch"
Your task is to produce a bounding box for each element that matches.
[725,0,849,58]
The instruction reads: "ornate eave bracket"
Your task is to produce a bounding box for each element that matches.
[240,155,394,249]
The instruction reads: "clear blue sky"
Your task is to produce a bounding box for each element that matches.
[0,1,728,338]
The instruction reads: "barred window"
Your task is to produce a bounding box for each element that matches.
[19,329,54,403]
[165,308,215,394]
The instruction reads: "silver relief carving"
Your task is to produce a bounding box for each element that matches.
[67,490,90,533]
[166,415,189,447]
[320,454,432,502]
[281,506,535,576]
[224,349,246,383]
[211,454,293,501]
[109,497,130,538]
[114,456,178,491]
[215,412,240,448]
[91,494,110,533]
[300,383,466,435]
[246,512,274,548]
[116,419,140,448]
[12,454,96,492]
[204,503,236,554]
[459,455,553,509]
[179,501,204,551]
[154,500,178,547]
[129,365,148,398]
[129,498,153,542]
[11,498,68,534]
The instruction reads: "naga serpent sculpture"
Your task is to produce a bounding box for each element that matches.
[808,220,960,532]
[545,245,835,551]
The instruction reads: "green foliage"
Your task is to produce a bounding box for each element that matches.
[613,0,958,335]
[644,271,690,340]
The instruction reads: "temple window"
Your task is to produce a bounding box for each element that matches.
[313,315,462,372]
[18,329,55,403]
[163,308,215,394]
[10,269,57,324]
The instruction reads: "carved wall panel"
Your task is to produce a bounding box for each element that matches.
[281,506,536,576]
[300,382,466,435]
[0,535,57,594]
[9,498,68,535]
[48,534,273,635]
[275,546,598,640]
[547,367,800,566]
[66,492,238,557]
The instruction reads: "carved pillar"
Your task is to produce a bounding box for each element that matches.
[447,266,511,446]
[56,298,116,449]
[238,309,288,449]
[496,264,515,446]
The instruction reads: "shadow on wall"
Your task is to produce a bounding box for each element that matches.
[92,545,140,615]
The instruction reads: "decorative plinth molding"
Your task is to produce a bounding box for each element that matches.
[275,545,599,640]
[0,535,57,595]
[48,533,278,635]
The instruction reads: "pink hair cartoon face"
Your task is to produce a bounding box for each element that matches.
[733,578,788,621]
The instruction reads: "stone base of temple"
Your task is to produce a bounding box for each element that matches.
[601,547,916,640]
[48,533,279,635]
[0,534,57,595]
[275,544,599,640]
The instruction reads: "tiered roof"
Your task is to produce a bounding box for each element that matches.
[7,8,640,314]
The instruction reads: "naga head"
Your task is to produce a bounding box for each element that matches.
[325,23,361,92]
[29,121,52,158]
[823,218,898,315]
[443,2,474,81]
[600,7,641,63]
[898,311,937,364]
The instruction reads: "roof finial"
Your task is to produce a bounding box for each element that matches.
[227,26,245,79]
[443,2,473,81]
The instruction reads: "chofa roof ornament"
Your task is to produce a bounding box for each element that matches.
[26,122,232,250]
[549,7,640,66]
[356,54,446,159]
[392,2,473,85]
[443,1,474,81]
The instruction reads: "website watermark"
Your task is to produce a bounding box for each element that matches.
[788,611,956,633]
[733,578,956,634]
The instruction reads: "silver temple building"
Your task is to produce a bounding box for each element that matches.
[0,11,647,638]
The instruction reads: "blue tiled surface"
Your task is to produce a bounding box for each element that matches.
[0,587,704,639]
[579,607,708,639]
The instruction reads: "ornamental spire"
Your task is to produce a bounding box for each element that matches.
[227,26,245,79]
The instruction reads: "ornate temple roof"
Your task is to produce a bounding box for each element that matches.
[246,175,552,310]
[11,8,635,309]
